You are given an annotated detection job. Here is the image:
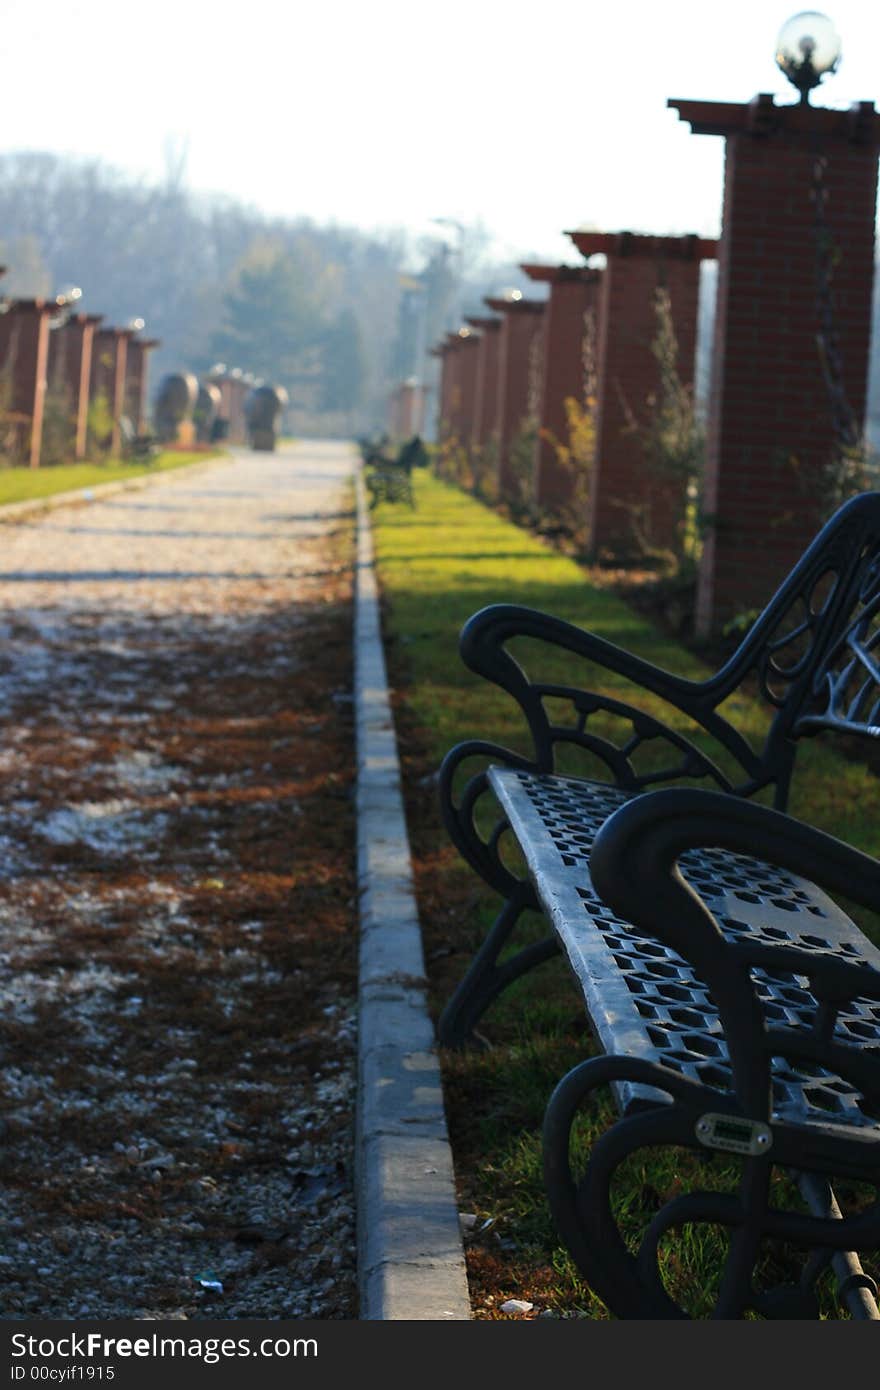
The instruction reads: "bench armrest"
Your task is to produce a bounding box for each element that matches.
[590,788,880,1114]
[459,604,763,784]
[591,787,880,935]
[438,737,541,899]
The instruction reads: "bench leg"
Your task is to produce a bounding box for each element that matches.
[438,887,560,1047]
[543,1055,695,1317]
[545,1056,783,1318]
[543,1054,880,1319]
[798,1174,880,1319]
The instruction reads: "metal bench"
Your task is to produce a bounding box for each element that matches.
[365,457,414,508]
[118,414,158,461]
[363,436,427,509]
[438,492,880,1318]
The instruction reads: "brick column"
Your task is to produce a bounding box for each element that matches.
[449,330,480,452]
[465,316,501,458]
[208,372,233,440]
[0,299,61,467]
[521,263,601,510]
[226,373,249,445]
[441,335,465,445]
[402,381,427,436]
[430,342,453,442]
[195,381,222,443]
[569,231,716,560]
[389,380,425,437]
[124,336,160,433]
[207,371,249,445]
[670,96,880,633]
[434,330,478,450]
[434,337,467,445]
[90,327,133,456]
[47,312,103,460]
[484,295,545,499]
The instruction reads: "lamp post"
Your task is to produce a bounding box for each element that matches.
[430,217,466,333]
[775,11,841,104]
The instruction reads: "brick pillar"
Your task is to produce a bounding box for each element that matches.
[569,231,716,560]
[670,96,880,633]
[432,339,460,444]
[465,316,501,459]
[389,380,425,437]
[521,263,601,510]
[47,312,102,460]
[437,330,478,450]
[484,295,545,499]
[90,327,133,456]
[450,330,479,452]
[226,374,249,445]
[441,334,465,445]
[208,373,232,439]
[431,348,446,441]
[124,336,160,433]
[208,372,246,445]
[407,381,426,435]
[0,299,61,467]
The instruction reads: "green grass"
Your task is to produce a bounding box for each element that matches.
[0,450,222,507]
[374,471,880,852]
[371,469,880,1320]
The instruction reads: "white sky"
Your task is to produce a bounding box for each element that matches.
[3,1,878,262]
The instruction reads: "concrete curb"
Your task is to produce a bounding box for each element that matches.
[354,465,471,1321]
[0,452,231,524]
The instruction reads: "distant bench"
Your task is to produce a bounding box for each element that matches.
[438,494,880,1319]
[362,435,428,509]
[119,415,158,461]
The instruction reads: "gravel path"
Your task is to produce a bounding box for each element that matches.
[0,441,359,1319]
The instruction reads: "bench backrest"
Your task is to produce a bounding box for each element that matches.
[396,436,428,471]
[456,493,880,814]
[715,492,880,748]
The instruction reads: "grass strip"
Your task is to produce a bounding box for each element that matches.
[0,451,222,507]
[371,469,880,1319]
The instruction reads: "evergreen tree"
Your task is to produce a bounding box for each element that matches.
[211,238,331,385]
[320,308,365,412]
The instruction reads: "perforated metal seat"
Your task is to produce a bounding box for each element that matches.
[490,768,880,1132]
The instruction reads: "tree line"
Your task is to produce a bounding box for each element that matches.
[0,152,412,428]
[0,153,540,437]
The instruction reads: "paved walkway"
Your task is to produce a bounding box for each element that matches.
[0,442,359,1319]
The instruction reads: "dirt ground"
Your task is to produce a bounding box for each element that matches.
[0,442,359,1319]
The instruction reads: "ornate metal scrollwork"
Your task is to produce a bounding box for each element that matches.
[543,1052,880,1319]
[797,546,880,736]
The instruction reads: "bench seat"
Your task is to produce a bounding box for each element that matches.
[489,767,880,1135]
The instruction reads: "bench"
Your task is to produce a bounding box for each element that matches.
[118,414,158,461]
[363,436,427,509]
[438,492,880,1319]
